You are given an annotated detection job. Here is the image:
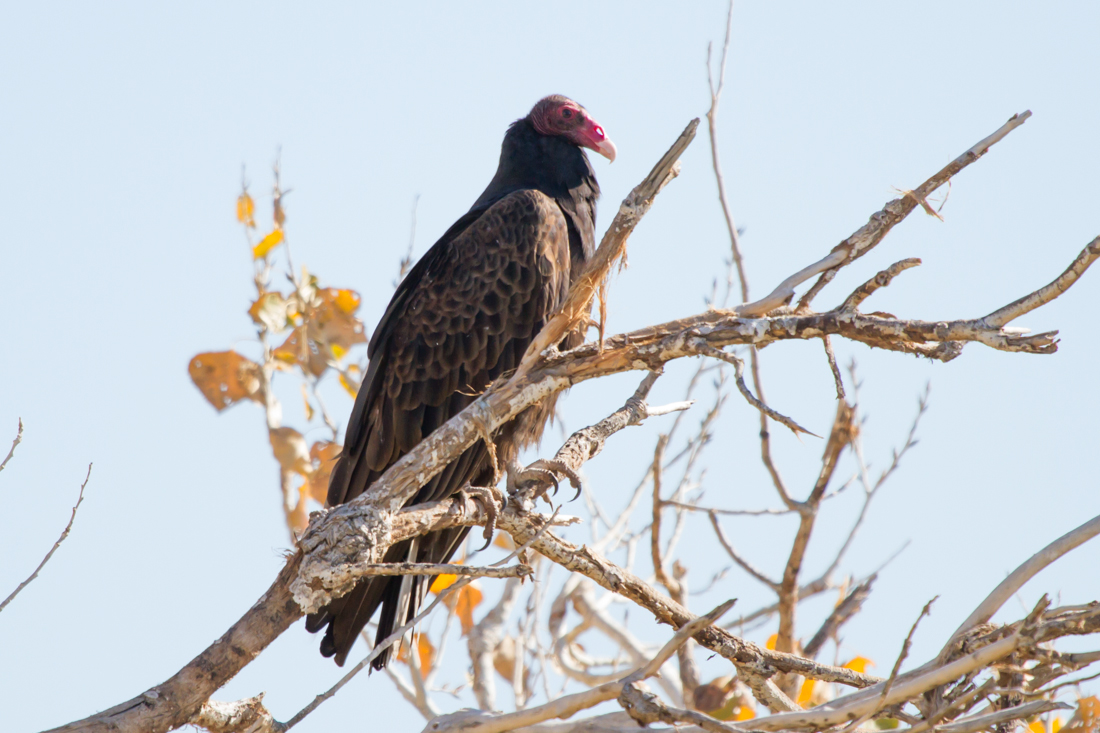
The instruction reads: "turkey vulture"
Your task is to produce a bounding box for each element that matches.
[306,95,615,667]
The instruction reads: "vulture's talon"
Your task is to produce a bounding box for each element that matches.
[460,484,505,551]
[507,458,583,502]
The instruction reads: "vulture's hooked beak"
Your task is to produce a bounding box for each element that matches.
[593,137,617,163]
[582,116,617,163]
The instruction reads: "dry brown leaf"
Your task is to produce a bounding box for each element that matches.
[694,679,732,715]
[286,483,310,535]
[269,427,312,477]
[273,327,328,377]
[310,287,367,357]
[188,351,263,411]
[271,287,366,378]
[696,676,755,721]
[304,440,341,505]
[492,635,529,694]
[1063,697,1100,733]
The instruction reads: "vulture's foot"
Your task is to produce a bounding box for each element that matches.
[507,458,583,503]
[460,484,506,551]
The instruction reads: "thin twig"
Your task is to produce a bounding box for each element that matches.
[0,464,91,614]
[0,417,22,476]
[838,597,938,733]
[693,341,818,437]
[709,511,779,590]
[822,336,845,399]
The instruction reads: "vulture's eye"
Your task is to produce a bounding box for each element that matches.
[561,108,573,119]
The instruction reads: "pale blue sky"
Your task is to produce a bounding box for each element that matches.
[2,2,1098,732]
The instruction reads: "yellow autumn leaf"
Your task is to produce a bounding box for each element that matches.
[843,656,874,674]
[300,383,314,422]
[338,371,359,398]
[333,288,360,314]
[430,573,458,594]
[331,343,347,361]
[797,679,816,707]
[734,704,756,721]
[252,228,284,259]
[1033,719,1065,733]
[236,192,255,227]
[766,633,778,650]
[493,533,516,550]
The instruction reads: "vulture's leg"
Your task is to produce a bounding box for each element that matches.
[458,483,506,550]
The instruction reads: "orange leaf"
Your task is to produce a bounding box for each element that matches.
[415,634,435,678]
[494,533,516,550]
[843,656,874,674]
[430,573,458,594]
[734,704,756,721]
[1063,697,1100,733]
[442,583,483,635]
[188,351,263,411]
[766,633,778,650]
[333,288,360,314]
[304,440,341,504]
[252,228,284,259]
[236,192,255,227]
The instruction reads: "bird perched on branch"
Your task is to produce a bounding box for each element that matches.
[306,95,616,667]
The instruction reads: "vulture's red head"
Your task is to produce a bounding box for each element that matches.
[528,95,617,163]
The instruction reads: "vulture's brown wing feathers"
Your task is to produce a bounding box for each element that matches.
[307,189,573,667]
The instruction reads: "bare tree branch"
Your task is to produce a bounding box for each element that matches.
[942,511,1100,657]
[802,577,874,660]
[422,600,735,733]
[794,111,1032,310]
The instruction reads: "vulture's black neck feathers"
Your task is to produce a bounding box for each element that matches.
[471,118,600,265]
[474,119,600,210]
